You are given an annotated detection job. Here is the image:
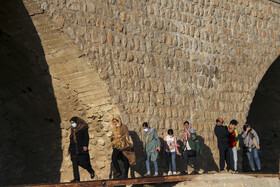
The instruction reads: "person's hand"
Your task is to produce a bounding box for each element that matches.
[238,147,241,151]
[257,145,260,150]
[156,146,161,152]
[176,144,180,147]
[246,127,251,132]
[83,146,88,151]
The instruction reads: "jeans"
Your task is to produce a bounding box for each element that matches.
[183,151,198,171]
[112,148,130,176]
[246,148,261,170]
[145,153,158,173]
[229,147,238,171]
[218,144,231,171]
[165,151,176,172]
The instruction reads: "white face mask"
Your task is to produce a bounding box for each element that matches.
[71,123,77,128]
[144,129,148,132]
[116,123,119,127]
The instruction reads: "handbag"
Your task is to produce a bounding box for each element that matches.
[187,150,196,157]
[243,146,250,153]
[112,135,133,151]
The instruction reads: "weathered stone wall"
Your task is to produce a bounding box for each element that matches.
[1,0,280,185]
[39,0,280,180]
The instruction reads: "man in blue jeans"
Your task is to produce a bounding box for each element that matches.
[214,117,234,173]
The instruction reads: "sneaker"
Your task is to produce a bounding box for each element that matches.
[167,171,172,176]
[153,172,158,177]
[144,172,151,177]
[173,171,178,175]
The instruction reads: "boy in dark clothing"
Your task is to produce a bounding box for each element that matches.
[214,118,234,173]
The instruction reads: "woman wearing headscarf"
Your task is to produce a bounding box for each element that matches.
[68,117,95,182]
[111,116,136,179]
[182,120,201,174]
[142,122,161,177]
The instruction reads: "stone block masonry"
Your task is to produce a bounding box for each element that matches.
[40,0,279,181]
[2,0,279,184]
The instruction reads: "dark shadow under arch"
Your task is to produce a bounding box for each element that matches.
[0,0,62,185]
[246,55,280,173]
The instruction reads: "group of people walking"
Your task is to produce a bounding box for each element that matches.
[67,116,261,182]
[109,117,203,179]
[214,117,261,174]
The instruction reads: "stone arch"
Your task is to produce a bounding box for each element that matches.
[0,0,118,185]
[246,55,280,173]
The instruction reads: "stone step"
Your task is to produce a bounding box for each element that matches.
[45,52,84,65]
[42,40,70,52]
[74,82,106,93]
[69,79,103,90]
[82,95,111,107]
[37,30,62,41]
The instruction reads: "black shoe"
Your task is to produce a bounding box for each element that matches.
[182,170,188,175]
[194,170,199,174]
[70,179,80,182]
[90,171,95,179]
[116,173,122,179]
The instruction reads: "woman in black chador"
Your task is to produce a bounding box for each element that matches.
[68,117,95,182]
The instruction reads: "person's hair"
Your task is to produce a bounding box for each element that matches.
[142,122,149,128]
[243,124,251,131]
[184,121,189,125]
[216,118,220,123]
[168,129,174,135]
[70,116,78,123]
[112,118,119,122]
[230,119,238,125]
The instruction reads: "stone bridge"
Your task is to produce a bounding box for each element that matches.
[0,0,279,185]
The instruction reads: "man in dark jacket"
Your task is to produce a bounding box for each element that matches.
[214,117,233,173]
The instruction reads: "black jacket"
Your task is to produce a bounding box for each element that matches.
[214,125,230,147]
[69,128,90,155]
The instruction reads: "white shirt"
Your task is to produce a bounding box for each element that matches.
[165,135,176,152]
[186,140,191,150]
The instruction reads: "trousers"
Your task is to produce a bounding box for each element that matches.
[112,148,130,176]
[71,154,94,180]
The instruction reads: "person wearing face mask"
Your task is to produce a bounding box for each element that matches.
[68,117,95,182]
[163,129,181,175]
[182,120,202,174]
[111,116,136,179]
[142,122,161,177]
